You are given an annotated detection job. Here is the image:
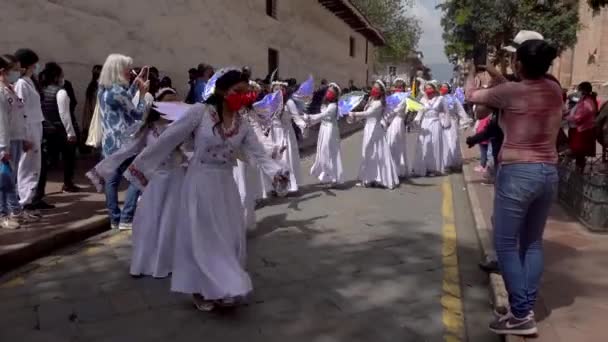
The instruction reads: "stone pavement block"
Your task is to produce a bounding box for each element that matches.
[37,299,74,329]
[0,306,37,331]
[0,327,75,342]
[71,296,115,323]
[108,288,149,315]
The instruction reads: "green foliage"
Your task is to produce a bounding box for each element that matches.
[351,0,421,63]
[438,0,580,65]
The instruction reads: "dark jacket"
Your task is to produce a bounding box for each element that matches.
[466,112,503,163]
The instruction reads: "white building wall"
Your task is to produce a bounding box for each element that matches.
[0,0,375,124]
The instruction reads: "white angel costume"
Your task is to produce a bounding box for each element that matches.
[350,100,399,189]
[383,97,409,178]
[124,104,288,300]
[412,95,450,176]
[307,102,344,184]
[86,120,186,278]
[442,95,470,170]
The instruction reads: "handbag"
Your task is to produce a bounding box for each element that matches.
[0,161,14,192]
[86,102,103,148]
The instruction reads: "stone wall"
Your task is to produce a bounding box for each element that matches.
[0,0,376,126]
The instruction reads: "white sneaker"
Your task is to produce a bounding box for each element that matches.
[11,211,41,223]
[118,222,132,231]
[1,217,20,229]
[111,222,119,230]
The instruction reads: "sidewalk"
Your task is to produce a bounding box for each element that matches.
[461,143,608,342]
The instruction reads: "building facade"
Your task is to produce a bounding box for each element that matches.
[552,1,608,94]
[0,0,382,125]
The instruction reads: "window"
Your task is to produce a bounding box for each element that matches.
[349,37,356,58]
[388,66,397,76]
[266,0,277,18]
[268,48,279,77]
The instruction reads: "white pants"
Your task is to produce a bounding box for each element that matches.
[18,122,43,205]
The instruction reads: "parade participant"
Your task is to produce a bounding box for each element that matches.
[566,81,597,172]
[39,62,80,193]
[305,82,344,186]
[265,81,304,194]
[81,64,102,154]
[383,78,410,178]
[123,68,289,311]
[0,54,37,229]
[440,82,469,171]
[412,83,450,176]
[349,80,399,189]
[97,54,149,230]
[466,39,561,336]
[13,49,53,210]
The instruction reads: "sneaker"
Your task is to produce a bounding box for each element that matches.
[62,184,83,193]
[478,259,500,273]
[118,222,132,231]
[192,294,215,312]
[1,217,20,229]
[11,211,41,223]
[489,312,538,336]
[26,201,56,210]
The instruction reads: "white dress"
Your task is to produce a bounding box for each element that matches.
[412,96,450,176]
[264,98,304,193]
[308,103,344,184]
[124,104,287,301]
[86,121,186,278]
[442,96,469,169]
[351,100,399,189]
[383,99,409,178]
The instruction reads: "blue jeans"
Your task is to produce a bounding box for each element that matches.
[0,141,24,216]
[479,144,489,167]
[494,163,558,319]
[104,157,140,225]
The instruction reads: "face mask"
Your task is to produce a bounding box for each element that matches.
[394,88,404,93]
[439,87,449,96]
[370,88,381,98]
[425,89,435,97]
[325,90,337,102]
[242,92,257,107]
[7,70,21,84]
[225,92,245,112]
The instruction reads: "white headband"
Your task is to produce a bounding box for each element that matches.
[393,77,406,85]
[271,81,288,87]
[328,82,341,95]
[375,79,386,91]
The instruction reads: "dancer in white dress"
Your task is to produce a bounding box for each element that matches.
[123,69,289,311]
[305,82,343,186]
[349,80,399,189]
[412,83,451,176]
[440,83,470,171]
[87,88,186,279]
[383,79,410,178]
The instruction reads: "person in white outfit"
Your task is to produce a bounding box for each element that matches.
[349,80,399,189]
[305,82,344,186]
[13,49,54,211]
[123,69,290,311]
[412,83,450,177]
[439,83,470,171]
[383,79,410,178]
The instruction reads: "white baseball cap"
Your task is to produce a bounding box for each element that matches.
[503,30,544,52]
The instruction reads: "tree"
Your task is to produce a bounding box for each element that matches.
[438,0,580,68]
[351,0,422,64]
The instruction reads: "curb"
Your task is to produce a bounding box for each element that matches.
[460,146,525,342]
[0,215,109,275]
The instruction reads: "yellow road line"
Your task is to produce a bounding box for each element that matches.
[441,177,465,341]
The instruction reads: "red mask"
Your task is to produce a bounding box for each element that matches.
[242,92,257,107]
[370,88,381,98]
[325,90,337,102]
[425,89,436,98]
[394,88,404,93]
[439,87,449,96]
[225,93,245,112]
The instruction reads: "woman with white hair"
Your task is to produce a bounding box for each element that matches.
[349,80,399,189]
[97,54,149,230]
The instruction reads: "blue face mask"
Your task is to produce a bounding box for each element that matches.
[7,70,21,84]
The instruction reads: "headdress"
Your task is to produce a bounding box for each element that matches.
[375,79,387,92]
[328,82,342,96]
[203,67,244,101]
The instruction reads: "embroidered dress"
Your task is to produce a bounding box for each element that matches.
[351,100,399,189]
[98,83,146,157]
[307,103,344,184]
[412,96,450,176]
[383,98,409,178]
[124,104,288,301]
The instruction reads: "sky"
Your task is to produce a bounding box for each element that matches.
[411,0,448,65]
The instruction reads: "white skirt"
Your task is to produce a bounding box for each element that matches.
[268,124,300,193]
[130,167,185,278]
[386,116,409,178]
[413,117,445,176]
[310,121,344,184]
[442,117,463,169]
[171,164,252,300]
[358,119,399,189]
[233,160,259,231]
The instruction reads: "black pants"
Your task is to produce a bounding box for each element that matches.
[34,124,76,201]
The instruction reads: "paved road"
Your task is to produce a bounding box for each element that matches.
[0,130,499,342]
